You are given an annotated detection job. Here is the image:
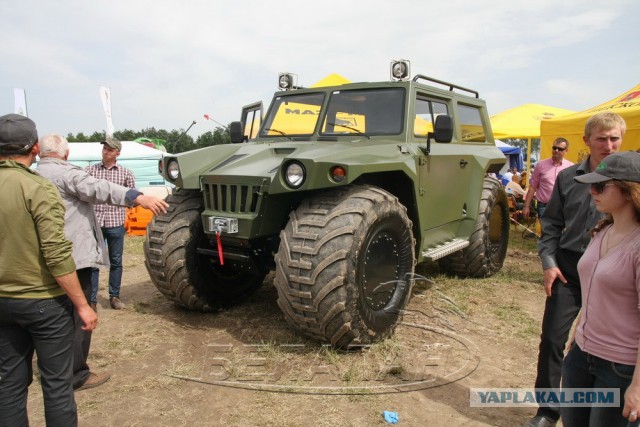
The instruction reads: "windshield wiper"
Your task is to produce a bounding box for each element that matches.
[263,128,292,140]
[327,122,370,139]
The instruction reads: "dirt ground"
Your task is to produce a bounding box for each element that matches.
[27,230,550,426]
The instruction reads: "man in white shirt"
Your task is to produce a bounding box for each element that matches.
[505,174,526,198]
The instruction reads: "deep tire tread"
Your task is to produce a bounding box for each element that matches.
[144,191,212,311]
[274,185,415,348]
[144,189,265,312]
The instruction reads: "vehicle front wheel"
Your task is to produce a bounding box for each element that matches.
[274,185,416,348]
[144,189,266,311]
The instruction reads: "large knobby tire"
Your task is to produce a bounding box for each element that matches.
[274,185,416,348]
[439,177,509,277]
[144,189,266,312]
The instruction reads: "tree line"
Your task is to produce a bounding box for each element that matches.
[66,125,231,153]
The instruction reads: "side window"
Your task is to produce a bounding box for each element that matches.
[241,101,263,140]
[414,98,448,137]
[244,108,261,140]
[458,104,486,142]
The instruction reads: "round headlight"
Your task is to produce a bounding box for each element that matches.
[278,72,298,90]
[390,60,410,81]
[279,73,294,90]
[392,62,406,78]
[167,160,180,181]
[279,74,291,89]
[285,162,305,188]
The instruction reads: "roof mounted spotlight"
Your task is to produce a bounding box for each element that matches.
[390,60,411,81]
[278,72,297,90]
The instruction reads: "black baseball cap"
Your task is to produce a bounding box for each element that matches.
[0,114,38,155]
[574,151,640,184]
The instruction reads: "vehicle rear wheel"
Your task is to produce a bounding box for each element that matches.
[144,189,265,311]
[439,177,509,277]
[274,185,415,348]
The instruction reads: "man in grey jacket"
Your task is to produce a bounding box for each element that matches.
[37,134,168,390]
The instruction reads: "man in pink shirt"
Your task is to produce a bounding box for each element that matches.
[523,137,573,218]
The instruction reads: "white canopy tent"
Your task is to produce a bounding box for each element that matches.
[61,141,170,189]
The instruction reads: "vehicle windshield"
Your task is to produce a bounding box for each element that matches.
[260,93,325,137]
[259,88,405,138]
[321,88,405,136]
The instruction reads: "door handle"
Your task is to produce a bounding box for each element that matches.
[459,159,469,168]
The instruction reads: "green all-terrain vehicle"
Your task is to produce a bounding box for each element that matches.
[144,60,509,348]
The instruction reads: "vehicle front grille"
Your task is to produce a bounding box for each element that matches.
[203,183,262,213]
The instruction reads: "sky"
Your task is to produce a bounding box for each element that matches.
[1,0,639,139]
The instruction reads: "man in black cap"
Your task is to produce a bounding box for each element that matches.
[0,114,98,426]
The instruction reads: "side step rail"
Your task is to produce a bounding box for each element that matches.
[422,238,469,261]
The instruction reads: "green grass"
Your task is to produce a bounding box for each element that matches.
[124,234,146,256]
[411,226,543,325]
[507,224,539,253]
[493,301,539,339]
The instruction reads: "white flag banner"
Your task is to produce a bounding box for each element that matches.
[14,88,27,117]
[99,86,115,136]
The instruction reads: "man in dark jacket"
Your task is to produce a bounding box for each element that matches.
[0,114,97,426]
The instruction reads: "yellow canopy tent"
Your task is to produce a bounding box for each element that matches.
[310,73,350,88]
[540,84,640,164]
[490,104,576,177]
[491,103,576,139]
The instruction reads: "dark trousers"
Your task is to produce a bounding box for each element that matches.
[562,344,639,427]
[0,295,77,427]
[534,249,583,421]
[73,268,93,389]
[91,225,126,302]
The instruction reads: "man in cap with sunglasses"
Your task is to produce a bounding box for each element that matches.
[523,138,573,219]
[0,114,97,425]
[525,112,626,427]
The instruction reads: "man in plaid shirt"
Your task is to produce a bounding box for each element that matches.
[86,137,135,310]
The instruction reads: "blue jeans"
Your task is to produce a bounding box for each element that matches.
[91,225,126,302]
[562,343,639,427]
[537,202,547,218]
[0,295,77,426]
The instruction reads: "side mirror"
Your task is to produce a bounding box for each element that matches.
[433,115,453,142]
[229,121,245,143]
[423,114,453,155]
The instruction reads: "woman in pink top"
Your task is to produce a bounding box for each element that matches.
[561,151,640,426]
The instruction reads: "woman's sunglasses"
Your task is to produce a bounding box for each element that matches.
[591,181,616,194]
